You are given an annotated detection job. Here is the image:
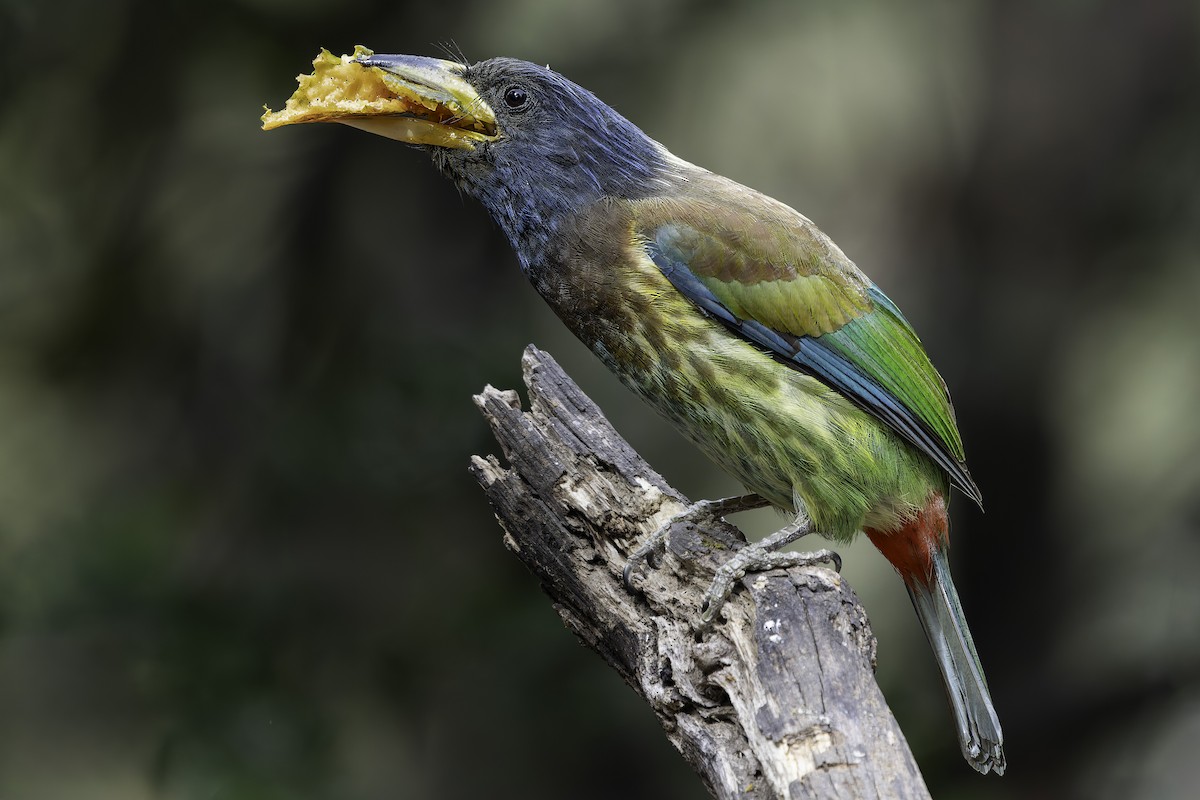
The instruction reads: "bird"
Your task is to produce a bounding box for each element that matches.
[271,51,1005,775]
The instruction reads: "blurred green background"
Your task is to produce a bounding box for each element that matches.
[2,0,1198,798]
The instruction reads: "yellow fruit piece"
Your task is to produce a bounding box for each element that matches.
[261,45,434,130]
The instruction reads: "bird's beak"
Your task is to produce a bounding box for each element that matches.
[348,54,497,150]
[261,48,497,151]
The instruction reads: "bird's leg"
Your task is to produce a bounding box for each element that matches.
[623,493,771,591]
[700,509,840,624]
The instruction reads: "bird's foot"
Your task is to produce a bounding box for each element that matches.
[622,493,770,592]
[699,514,840,625]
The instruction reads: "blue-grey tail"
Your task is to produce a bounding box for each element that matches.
[906,549,1006,775]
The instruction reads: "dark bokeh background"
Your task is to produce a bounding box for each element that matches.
[2,0,1198,797]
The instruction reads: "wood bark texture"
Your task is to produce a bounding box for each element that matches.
[469,345,932,800]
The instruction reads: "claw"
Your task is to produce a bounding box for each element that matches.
[696,510,837,624]
[622,493,768,593]
[700,547,840,624]
[621,554,649,593]
[622,496,839,628]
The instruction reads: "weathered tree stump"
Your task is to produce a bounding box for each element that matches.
[469,346,930,800]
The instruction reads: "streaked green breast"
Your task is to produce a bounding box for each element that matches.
[532,199,947,541]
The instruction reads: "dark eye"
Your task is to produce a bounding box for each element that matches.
[503,86,530,110]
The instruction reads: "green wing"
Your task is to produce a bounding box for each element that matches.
[635,191,980,506]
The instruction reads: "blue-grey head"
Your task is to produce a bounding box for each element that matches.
[344,54,674,258]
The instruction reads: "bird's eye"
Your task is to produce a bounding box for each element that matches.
[503,86,530,110]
